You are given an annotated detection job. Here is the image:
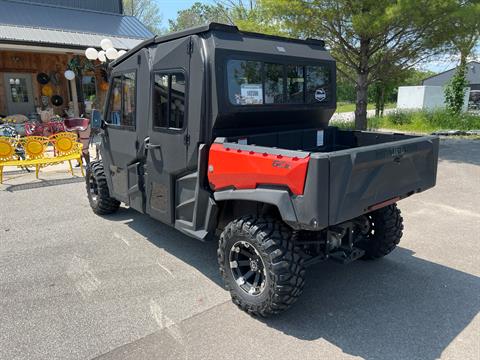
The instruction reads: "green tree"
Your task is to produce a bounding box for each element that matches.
[444,65,469,114]
[442,1,479,113]
[242,0,455,129]
[123,0,164,35]
[168,2,232,32]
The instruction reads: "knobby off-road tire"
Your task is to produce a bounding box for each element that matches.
[218,216,305,317]
[86,161,120,215]
[358,204,404,260]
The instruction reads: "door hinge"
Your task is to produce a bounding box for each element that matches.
[187,40,194,55]
[184,134,190,146]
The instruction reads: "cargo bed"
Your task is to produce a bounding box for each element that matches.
[214,127,439,230]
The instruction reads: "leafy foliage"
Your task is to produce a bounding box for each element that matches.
[333,110,480,132]
[168,2,232,32]
[444,64,469,114]
[123,0,163,34]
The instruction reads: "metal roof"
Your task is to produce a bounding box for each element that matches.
[12,0,123,14]
[0,25,144,50]
[0,0,152,49]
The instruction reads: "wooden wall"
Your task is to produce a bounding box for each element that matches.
[0,50,107,117]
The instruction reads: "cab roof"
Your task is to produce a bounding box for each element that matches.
[111,22,326,67]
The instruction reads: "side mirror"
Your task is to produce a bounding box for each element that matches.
[91,109,103,129]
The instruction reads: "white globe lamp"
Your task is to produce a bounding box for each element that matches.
[100,38,113,51]
[98,50,107,62]
[85,47,98,60]
[106,47,119,60]
[64,70,75,80]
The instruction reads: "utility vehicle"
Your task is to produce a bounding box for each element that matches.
[87,23,439,316]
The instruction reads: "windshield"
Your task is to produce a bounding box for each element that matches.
[227,59,332,106]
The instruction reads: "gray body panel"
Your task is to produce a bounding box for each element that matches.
[101,23,439,240]
[218,129,439,231]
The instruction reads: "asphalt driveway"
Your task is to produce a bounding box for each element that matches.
[0,138,479,360]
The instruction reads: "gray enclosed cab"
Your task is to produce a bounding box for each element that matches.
[87,23,439,316]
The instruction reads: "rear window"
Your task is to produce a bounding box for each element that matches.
[227,59,332,106]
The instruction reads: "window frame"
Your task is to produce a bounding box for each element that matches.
[151,68,188,134]
[224,56,335,108]
[105,70,137,131]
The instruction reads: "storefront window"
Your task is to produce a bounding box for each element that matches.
[82,75,96,102]
[9,78,29,103]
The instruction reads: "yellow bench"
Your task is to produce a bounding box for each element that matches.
[0,132,84,184]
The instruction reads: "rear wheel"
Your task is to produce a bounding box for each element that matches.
[86,161,120,215]
[356,204,404,259]
[218,216,305,317]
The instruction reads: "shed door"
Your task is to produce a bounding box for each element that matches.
[3,73,35,115]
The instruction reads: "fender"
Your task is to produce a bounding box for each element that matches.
[213,188,298,225]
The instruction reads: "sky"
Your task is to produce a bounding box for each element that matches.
[156,0,215,28]
[155,0,477,73]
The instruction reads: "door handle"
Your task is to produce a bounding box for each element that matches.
[145,143,161,150]
[144,137,161,150]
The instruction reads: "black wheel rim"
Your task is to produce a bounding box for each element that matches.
[229,241,267,296]
[88,174,98,203]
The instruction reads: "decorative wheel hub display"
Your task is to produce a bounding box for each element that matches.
[229,241,267,296]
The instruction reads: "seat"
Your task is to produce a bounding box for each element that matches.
[48,132,84,176]
[18,136,49,178]
[0,133,84,183]
[0,136,17,183]
[64,118,90,132]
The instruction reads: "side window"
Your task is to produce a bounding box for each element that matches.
[286,65,304,103]
[153,71,186,130]
[305,66,330,104]
[107,72,136,128]
[122,72,136,127]
[227,60,263,105]
[264,63,284,104]
[108,76,122,125]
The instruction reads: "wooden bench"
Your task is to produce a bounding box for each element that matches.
[0,132,84,183]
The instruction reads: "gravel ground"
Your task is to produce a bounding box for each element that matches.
[0,138,479,360]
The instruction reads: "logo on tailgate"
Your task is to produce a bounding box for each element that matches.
[391,146,406,162]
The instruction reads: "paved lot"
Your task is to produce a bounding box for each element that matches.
[0,138,479,360]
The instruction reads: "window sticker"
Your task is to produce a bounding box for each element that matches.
[316,130,324,147]
[315,88,327,102]
[240,84,263,105]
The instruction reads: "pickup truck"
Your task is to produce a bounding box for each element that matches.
[86,23,439,316]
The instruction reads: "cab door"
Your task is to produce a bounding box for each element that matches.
[144,37,191,224]
[101,51,148,211]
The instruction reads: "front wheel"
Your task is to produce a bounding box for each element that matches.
[218,217,305,317]
[86,161,120,215]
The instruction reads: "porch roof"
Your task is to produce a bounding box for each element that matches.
[0,0,153,50]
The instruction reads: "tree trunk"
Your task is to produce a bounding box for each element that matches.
[355,39,370,130]
[355,73,368,130]
[379,86,385,117]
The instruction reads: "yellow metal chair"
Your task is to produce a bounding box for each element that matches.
[18,136,49,179]
[48,132,84,176]
[0,136,18,183]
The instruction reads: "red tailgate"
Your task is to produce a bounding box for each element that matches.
[208,143,310,195]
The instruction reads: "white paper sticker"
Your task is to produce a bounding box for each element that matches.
[240,84,263,104]
[317,130,324,147]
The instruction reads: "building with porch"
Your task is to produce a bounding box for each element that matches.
[0,0,152,118]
